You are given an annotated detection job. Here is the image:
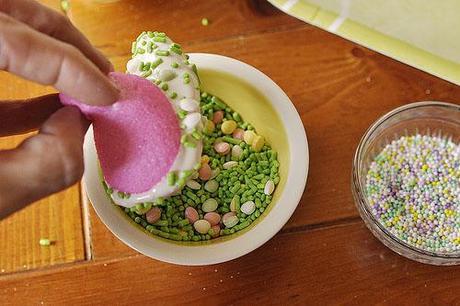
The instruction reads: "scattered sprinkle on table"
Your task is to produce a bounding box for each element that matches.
[366,135,460,253]
[201,18,209,26]
[39,239,51,246]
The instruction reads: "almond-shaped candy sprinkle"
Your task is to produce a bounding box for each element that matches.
[185,206,199,224]
[241,201,256,215]
[223,161,238,170]
[232,128,244,140]
[214,142,230,155]
[212,110,224,124]
[204,212,221,226]
[210,225,221,238]
[231,145,243,160]
[210,168,220,180]
[146,207,162,224]
[194,219,211,234]
[186,179,201,190]
[252,135,265,152]
[243,130,256,145]
[199,163,212,181]
[204,180,219,193]
[201,155,210,164]
[202,198,218,212]
[264,180,275,195]
[204,120,215,134]
[222,212,239,228]
[221,120,237,135]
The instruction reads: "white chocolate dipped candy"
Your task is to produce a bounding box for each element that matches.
[109,31,204,207]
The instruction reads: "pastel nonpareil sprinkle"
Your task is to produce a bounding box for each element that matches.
[366,135,460,253]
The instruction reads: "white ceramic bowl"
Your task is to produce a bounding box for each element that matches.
[83,53,309,265]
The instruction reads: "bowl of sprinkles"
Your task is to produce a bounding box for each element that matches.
[83,32,309,265]
[353,101,460,265]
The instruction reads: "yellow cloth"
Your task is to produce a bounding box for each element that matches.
[269,0,460,85]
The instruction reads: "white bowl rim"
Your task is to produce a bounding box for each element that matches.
[83,53,309,265]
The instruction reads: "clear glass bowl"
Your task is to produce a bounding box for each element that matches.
[352,101,460,265]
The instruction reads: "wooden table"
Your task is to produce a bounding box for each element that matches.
[1,0,460,304]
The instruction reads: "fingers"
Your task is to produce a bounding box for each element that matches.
[0,106,89,218]
[0,94,62,137]
[0,13,118,106]
[0,0,113,73]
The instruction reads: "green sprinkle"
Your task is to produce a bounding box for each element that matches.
[182,170,193,178]
[136,31,146,41]
[192,131,202,140]
[153,37,167,43]
[138,61,144,71]
[147,31,154,38]
[222,136,241,145]
[233,112,242,122]
[169,92,178,99]
[161,83,169,91]
[156,32,166,37]
[147,42,154,53]
[155,50,170,56]
[143,62,151,71]
[158,231,170,239]
[167,172,177,186]
[141,70,152,78]
[153,220,169,227]
[211,96,226,109]
[39,238,51,246]
[171,62,179,68]
[201,18,209,26]
[170,46,182,55]
[178,110,187,119]
[177,177,187,188]
[183,78,190,84]
[184,141,197,148]
[60,0,70,14]
[137,48,145,54]
[151,58,163,68]
[178,219,190,228]
[131,41,137,54]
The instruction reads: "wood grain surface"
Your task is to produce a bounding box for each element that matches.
[0,74,85,273]
[1,0,459,304]
[2,222,460,305]
[88,20,460,260]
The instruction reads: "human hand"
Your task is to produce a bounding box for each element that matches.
[0,0,119,218]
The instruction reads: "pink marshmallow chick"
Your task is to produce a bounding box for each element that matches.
[59,72,181,194]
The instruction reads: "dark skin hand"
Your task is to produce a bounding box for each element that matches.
[0,0,119,219]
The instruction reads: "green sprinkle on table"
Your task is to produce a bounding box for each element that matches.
[201,18,209,26]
